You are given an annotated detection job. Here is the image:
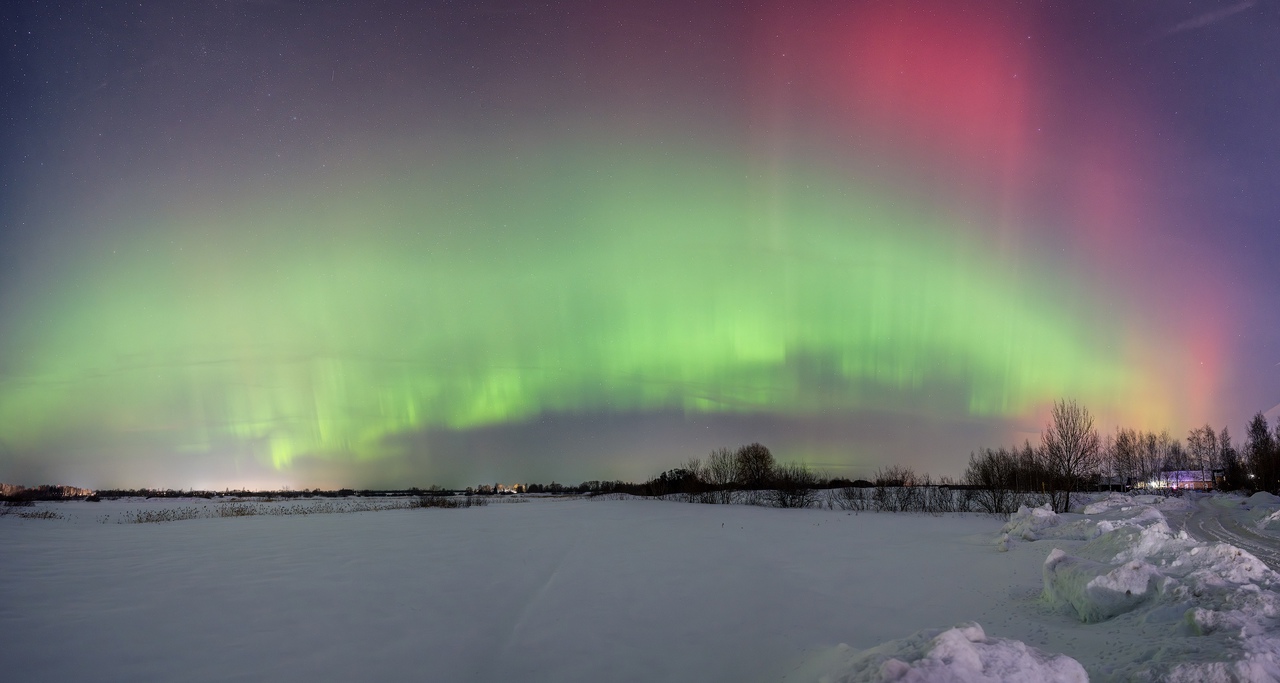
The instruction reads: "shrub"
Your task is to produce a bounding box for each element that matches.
[16,509,62,520]
[769,462,821,508]
[735,443,775,489]
[834,486,871,511]
[122,507,203,523]
[873,466,921,512]
[415,496,463,509]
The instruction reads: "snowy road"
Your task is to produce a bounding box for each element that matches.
[1178,496,1280,571]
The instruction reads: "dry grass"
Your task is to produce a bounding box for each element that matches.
[413,495,489,508]
[103,496,494,523]
[15,509,63,520]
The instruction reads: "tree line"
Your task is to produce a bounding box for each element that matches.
[11,402,1276,514]
[600,400,1280,516]
[963,401,1280,514]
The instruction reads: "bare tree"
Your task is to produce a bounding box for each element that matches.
[1153,431,1185,488]
[1097,432,1117,490]
[683,456,715,503]
[1186,425,1218,487]
[873,465,918,512]
[1111,428,1140,489]
[965,447,1018,515]
[769,462,821,508]
[916,473,963,515]
[705,447,737,504]
[834,484,871,511]
[1014,440,1047,494]
[1040,399,1100,513]
[735,443,775,490]
[1137,430,1162,487]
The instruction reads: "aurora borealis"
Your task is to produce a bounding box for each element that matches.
[2,1,1278,488]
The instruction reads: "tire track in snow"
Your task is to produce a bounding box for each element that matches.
[477,511,586,680]
[1182,498,1280,571]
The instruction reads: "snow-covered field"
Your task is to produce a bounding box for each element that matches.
[2,492,1279,681]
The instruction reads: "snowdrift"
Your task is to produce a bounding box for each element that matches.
[996,494,1183,550]
[1023,494,1280,681]
[803,622,1086,683]
[1239,492,1280,532]
[7,492,1280,681]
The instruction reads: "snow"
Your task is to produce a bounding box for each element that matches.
[1239,493,1280,532]
[0,498,1032,682]
[998,504,1060,545]
[3,493,1280,681]
[796,622,1087,683]
[1041,548,1162,623]
[1038,495,1280,681]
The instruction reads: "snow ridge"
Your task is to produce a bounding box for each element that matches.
[1032,494,1280,681]
[808,622,1087,683]
[815,494,1280,682]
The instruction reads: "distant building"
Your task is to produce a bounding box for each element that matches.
[1136,470,1222,491]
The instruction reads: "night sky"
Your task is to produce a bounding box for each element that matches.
[2,0,1278,489]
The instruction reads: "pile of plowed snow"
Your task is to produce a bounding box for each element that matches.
[1240,492,1280,531]
[1012,494,1280,680]
[800,622,1087,683]
[808,493,1280,681]
[996,493,1183,549]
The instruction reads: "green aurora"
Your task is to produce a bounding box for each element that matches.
[0,144,1142,475]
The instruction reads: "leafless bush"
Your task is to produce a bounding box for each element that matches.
[832,472,972,515]
[679,457,720,504]
[217,503,259,517]
[415,495,493,509]
[735,443,775,490]
[213,499,416,517]
[706,447,738,504]
[873,466,921,512]
[586,492,632,501]
[110,498,431,523]
[415,496,463,509]
[1019,491,1050,508]
[918,477,965,515]
[965,448,1020,515]
[16,509,62,520]
[834,486,872,511]
[122,507,203,523]
[769,462,821,508]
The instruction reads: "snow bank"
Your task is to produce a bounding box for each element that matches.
[1258,509,1280,532]
[1248,491,1280,506]
[1237,492,1280,531]
[804,622,1086,683]
[998,494,1176,551]
[1191,490,1280,532]
[1038,495,1280,680]
[1041,547,1162,623]
[996,504,1059,549]
[1003,504,1060,540]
